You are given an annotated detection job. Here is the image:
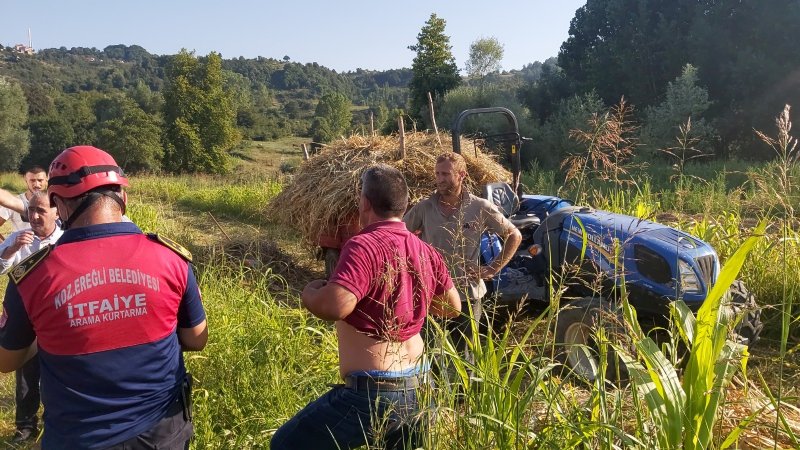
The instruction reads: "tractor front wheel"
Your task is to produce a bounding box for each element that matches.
[555,297,628,384]
[322,247,341,279]
[323,248,340,280]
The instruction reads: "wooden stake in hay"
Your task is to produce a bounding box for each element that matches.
[267,132,511,246]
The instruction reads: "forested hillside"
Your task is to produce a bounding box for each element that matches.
[0,44,413,147]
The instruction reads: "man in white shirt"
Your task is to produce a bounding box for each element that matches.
[0,192,62,272]
[0,166,48,241]
[0,191,61,442]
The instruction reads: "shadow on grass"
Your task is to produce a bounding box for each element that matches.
[194,237,323,300]
[229,151,256,162]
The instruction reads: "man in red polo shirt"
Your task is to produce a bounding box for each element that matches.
[271,164,460,450]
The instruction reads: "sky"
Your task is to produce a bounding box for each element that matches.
[0,0,585,73]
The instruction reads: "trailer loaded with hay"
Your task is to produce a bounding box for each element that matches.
[267,131,510,276]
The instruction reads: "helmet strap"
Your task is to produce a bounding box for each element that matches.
[61,190,127,230]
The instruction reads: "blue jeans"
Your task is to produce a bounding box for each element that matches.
[271,379,426,450]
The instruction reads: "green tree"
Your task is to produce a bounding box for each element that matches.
[372,102,389,134]
[380,109,416,135]
[641,64,717,155]
[557,1,800,158]
[408,13,461,126]
[56,92,100,145]
[95,95,163,173]
[162,50,240,173]
[22,116,75,169]
[439,85,530,138]
[558,0,694,107]
[128,80,163,115]
[310,91,352,143]
[534,91,605,169]
[0,77,30,171]
[687,0,800,158]
[518,61,575,124]
[21,83,56,118]
[465,37,504,90]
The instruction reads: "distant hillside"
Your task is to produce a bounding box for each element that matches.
[0,43,415,140]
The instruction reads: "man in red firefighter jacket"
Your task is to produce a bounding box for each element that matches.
[0,146,208,449]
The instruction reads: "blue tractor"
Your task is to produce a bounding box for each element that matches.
[454,108,763,381]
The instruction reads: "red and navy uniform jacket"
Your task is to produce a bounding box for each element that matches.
[0,222,206,449]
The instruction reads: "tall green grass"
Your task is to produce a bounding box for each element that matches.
[132,175,283,225]
[179,183,282,224]
[189,259,339,448]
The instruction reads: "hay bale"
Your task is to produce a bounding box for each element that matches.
[267,132,510,245]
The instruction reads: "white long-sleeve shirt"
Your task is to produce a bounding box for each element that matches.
[0,227,63,274]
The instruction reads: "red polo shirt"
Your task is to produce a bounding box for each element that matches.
[330,220,453,342]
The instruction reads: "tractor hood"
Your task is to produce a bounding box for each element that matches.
[639,227,709,251]
[560,208,718,308]
[566,210,710,255]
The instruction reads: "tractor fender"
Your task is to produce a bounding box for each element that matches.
[531,206,588,270]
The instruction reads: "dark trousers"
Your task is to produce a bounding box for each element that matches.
[103,397,193,450]
[15,354,40,432]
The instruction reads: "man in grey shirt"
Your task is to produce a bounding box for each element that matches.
[404,152,521,356]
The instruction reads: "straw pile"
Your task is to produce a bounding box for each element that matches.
[267,132,510,246]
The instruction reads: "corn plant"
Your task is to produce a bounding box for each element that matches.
[427,307,555,449]
[617,222,765,450]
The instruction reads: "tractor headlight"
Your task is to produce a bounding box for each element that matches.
[678,259,701,294]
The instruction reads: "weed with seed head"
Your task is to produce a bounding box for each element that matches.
[563,98,642,204]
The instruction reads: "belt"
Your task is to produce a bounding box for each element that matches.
[344,374,422,392]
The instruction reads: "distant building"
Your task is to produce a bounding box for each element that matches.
[12,44,34,55]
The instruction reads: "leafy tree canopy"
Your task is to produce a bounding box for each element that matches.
[556,0,800,158]
[0,77,30,171]
[94,94,163,173]
[641,64,717,155]
[162,50,240,174]
[21,116,75,170]
[465,37,504,84]
[408,13,462,126]
[311,91,352,143]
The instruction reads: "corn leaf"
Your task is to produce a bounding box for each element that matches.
[683,222,765,449]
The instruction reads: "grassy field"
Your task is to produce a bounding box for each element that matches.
[0,137,799,448]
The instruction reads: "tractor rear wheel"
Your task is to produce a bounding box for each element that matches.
[725,280,763,346]
[555,297,629,384]
[323,248,340,279]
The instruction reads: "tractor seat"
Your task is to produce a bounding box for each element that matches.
[484,182,540,230]
[509,212,540,229]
